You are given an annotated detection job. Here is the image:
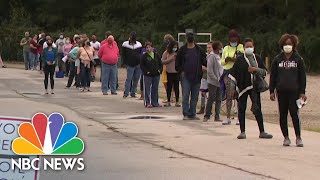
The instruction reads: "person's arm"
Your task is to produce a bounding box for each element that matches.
[207,55,215,81]
[175,47,183,72]
[41,49,46,64]
[161,51,174,64]
[140,54,147,74]
[30,41,37,49]
[98,45,104,59]
[158,53,163,74]
[221,46,228,65]
[200,48,207,67]
[20,39,27,46]
[269,57,278,95]
[122,46,127,66]
[298,57,307,96]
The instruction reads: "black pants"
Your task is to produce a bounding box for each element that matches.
[39,56,43,70]
[65,61,70,76]
[277,91,301,138]
[166,72,180,102]
[238,90,265,133]
[67,62,80,87]
[44,64,55,90]
[80,62,91,88]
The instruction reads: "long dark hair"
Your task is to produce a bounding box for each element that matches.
[167,41,179,54]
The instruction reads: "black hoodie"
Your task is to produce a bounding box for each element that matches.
[269,52,306,94]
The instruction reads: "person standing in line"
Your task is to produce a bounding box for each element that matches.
[162,40,181,107]
[229,38,273,139]
[77,38,95,92]
[66,36,81,89]
[41,39,57,95]
[203,41,224,122]
[37,33,46,72]
[29,34,39,70]
[20,32,32,70]
[90,35,101,82]
[176,32,207,120]
[43,35,57,49]
[161,34,175,103]
[122,31,142,98]
[0,39,7,68]
[99,35,119,95]
[140,42,163,108]
[55,33,66,74]
[63,37,73,77]
[270,34,306,147]
[221,29,244,125]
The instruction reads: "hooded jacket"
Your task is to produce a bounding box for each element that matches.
[122,41,142,67]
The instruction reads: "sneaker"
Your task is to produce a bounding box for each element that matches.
[236,121,240,125]
[147,105,153,108]
[222,119,231,125]
[111,92,118,95]
[44,90,49,95]
[79,88,84,92]
[283,137,291,146]
[175,102,181,107]
[87,89,92,92]
[259,132,273,139]
[164,102,171,107]
[203,116,210,122]
[65,86,70,89]
[296,137,304,147]
[214,118,222,122]
[130,95,137,98]
[237,132,246,139]
[183,116,190,120]
[103,92,108,95]
[2,65,7,68]
[51,90,55,94]
[153,104,163,108]
[123,95,128,99]
[189,116,200,120]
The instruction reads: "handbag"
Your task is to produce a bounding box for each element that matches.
[253,74,269,93]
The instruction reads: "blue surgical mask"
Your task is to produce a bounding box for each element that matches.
[173,48,177,52]
[230,42,238,47]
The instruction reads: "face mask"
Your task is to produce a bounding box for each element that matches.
[173,48,177,52]
[107,39,113,44]
[187,36,194,43]
[283,45,293,53]
[219,49,223,54]
[230,42,238,47]
[245,48,254,55]
[60,35,64,39]
[66,40,70,44]
[86,42,91,46]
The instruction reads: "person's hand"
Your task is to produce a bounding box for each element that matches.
[270,93,276,101]
[47,61,52,65]
[52,61,56,65]
[248,67,257,73]
[300,94,307,101]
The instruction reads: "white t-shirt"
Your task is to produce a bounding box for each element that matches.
[90,41,100,59]
[43,42,57,49]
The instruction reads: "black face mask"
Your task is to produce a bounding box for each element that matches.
[86,42,91,46]
[187,36,194,43]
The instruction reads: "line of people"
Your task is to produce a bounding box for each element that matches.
[19,29,307,147]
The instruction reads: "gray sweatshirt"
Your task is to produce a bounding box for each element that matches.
[207,52,223,87]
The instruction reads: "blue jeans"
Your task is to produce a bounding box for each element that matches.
[181,75,201,117]
[144,75,160,107]
[101,63,118,94]
[23,51,30,70]
[29,53,38,70]
[124,65,141,97]
[80,63,91,88]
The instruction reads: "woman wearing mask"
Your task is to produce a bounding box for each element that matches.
[66,36,81,89]
[29,34,39,70]
[221,29,244,125]
[270,34,306,147]
[63,37,73,77]
[161,34,175,103]
[141,42,163,108]
[77,38,95,92]
[229,38,273,139]
[162,41,181,107]
[41,39,57,94]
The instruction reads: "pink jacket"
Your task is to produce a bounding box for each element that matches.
[98,43,119,65]
[63,44,73,56]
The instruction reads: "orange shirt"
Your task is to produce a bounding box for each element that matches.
[79,46,94,64]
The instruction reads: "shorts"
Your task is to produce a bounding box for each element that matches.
[200,78,208,92]
[162,66,168,83]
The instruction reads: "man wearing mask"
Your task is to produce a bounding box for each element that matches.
[122,31,142,98]
[20,32,32,70]
[90,35,101,82]
[175,32,207,120]
[55,33,66,73]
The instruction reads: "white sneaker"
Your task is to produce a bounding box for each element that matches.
[222,119,231,125]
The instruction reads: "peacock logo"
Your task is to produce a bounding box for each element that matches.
[12,113,84,155]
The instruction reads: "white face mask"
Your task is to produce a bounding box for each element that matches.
[230,42,238,47]
[219,49,223,54]
[245,47,254,55]
[283,45,293,53]
[172,48,177,52]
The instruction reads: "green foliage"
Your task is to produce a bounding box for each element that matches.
[0,0,319,72]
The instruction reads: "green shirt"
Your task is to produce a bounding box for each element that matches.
[20,37,32,52]
[148,52,154,59]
